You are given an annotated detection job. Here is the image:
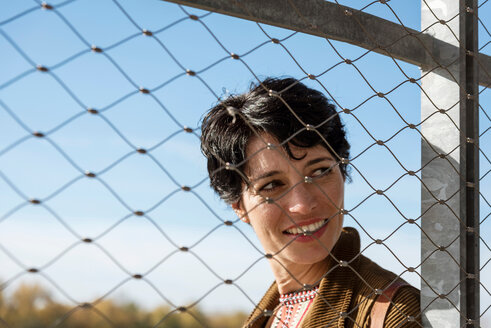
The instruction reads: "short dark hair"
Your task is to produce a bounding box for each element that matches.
[200,77,350,204]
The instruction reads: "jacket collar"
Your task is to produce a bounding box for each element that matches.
[243,227,361,328]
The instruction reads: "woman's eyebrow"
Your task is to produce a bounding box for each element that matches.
[250,171,280,183]
[305,156,334,167]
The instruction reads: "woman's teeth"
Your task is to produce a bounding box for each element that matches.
[284,219,327,235]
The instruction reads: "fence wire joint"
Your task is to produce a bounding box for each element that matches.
[36,65,48,72]
[91,45,103,53]
[33,131,45,138]
[41,2,53,10]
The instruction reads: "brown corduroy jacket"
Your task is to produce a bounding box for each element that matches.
[243,227,421,328]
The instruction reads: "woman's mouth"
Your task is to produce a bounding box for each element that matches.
[282,219,330,243]
[283,219,329,235]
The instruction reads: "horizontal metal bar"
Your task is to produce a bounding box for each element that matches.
[163,0,490,87]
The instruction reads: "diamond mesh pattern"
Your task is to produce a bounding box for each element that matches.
[0,0,489,327]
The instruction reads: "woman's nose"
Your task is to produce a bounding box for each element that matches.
[287,183,318,214]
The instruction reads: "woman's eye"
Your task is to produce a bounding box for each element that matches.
[311,167,331,178]
[259,181,282,192]
[261,182,275,191]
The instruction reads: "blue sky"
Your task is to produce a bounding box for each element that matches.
[0,0,489,323]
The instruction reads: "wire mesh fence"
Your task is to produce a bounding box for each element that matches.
[0,0,489,327]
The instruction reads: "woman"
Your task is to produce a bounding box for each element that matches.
[200,78,420,327]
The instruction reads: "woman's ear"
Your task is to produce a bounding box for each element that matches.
[232,201,250,224]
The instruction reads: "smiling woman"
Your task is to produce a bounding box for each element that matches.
[200,78,421,327]
[235,136,345,293]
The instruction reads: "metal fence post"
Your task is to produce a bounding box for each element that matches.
[460,0,480,326]
[420,0,479,326]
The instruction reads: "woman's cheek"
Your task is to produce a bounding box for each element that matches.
[253,204,281,230]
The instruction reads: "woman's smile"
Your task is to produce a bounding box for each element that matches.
[282,217,328,235]
[283,218,331,243]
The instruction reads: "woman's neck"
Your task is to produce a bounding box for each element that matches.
[268,257,330,295]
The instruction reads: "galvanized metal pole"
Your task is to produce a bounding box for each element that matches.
[421,0,479,326]
[420,1,462,326]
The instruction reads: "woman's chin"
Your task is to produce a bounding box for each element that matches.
[277,246,331,266]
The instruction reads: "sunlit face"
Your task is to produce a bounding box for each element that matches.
[233,134,344,266]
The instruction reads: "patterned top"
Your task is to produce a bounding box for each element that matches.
[270,286,319,328]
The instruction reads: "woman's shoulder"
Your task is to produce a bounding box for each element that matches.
[349,253,421,327]
[333,228,420,326]
[336,227,417,295]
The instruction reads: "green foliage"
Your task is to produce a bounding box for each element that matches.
[0,283,247,328]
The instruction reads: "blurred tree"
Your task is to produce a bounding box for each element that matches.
[0,283,248,328]
[208,312,248,328]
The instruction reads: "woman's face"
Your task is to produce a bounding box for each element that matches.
[234,134,344,266]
